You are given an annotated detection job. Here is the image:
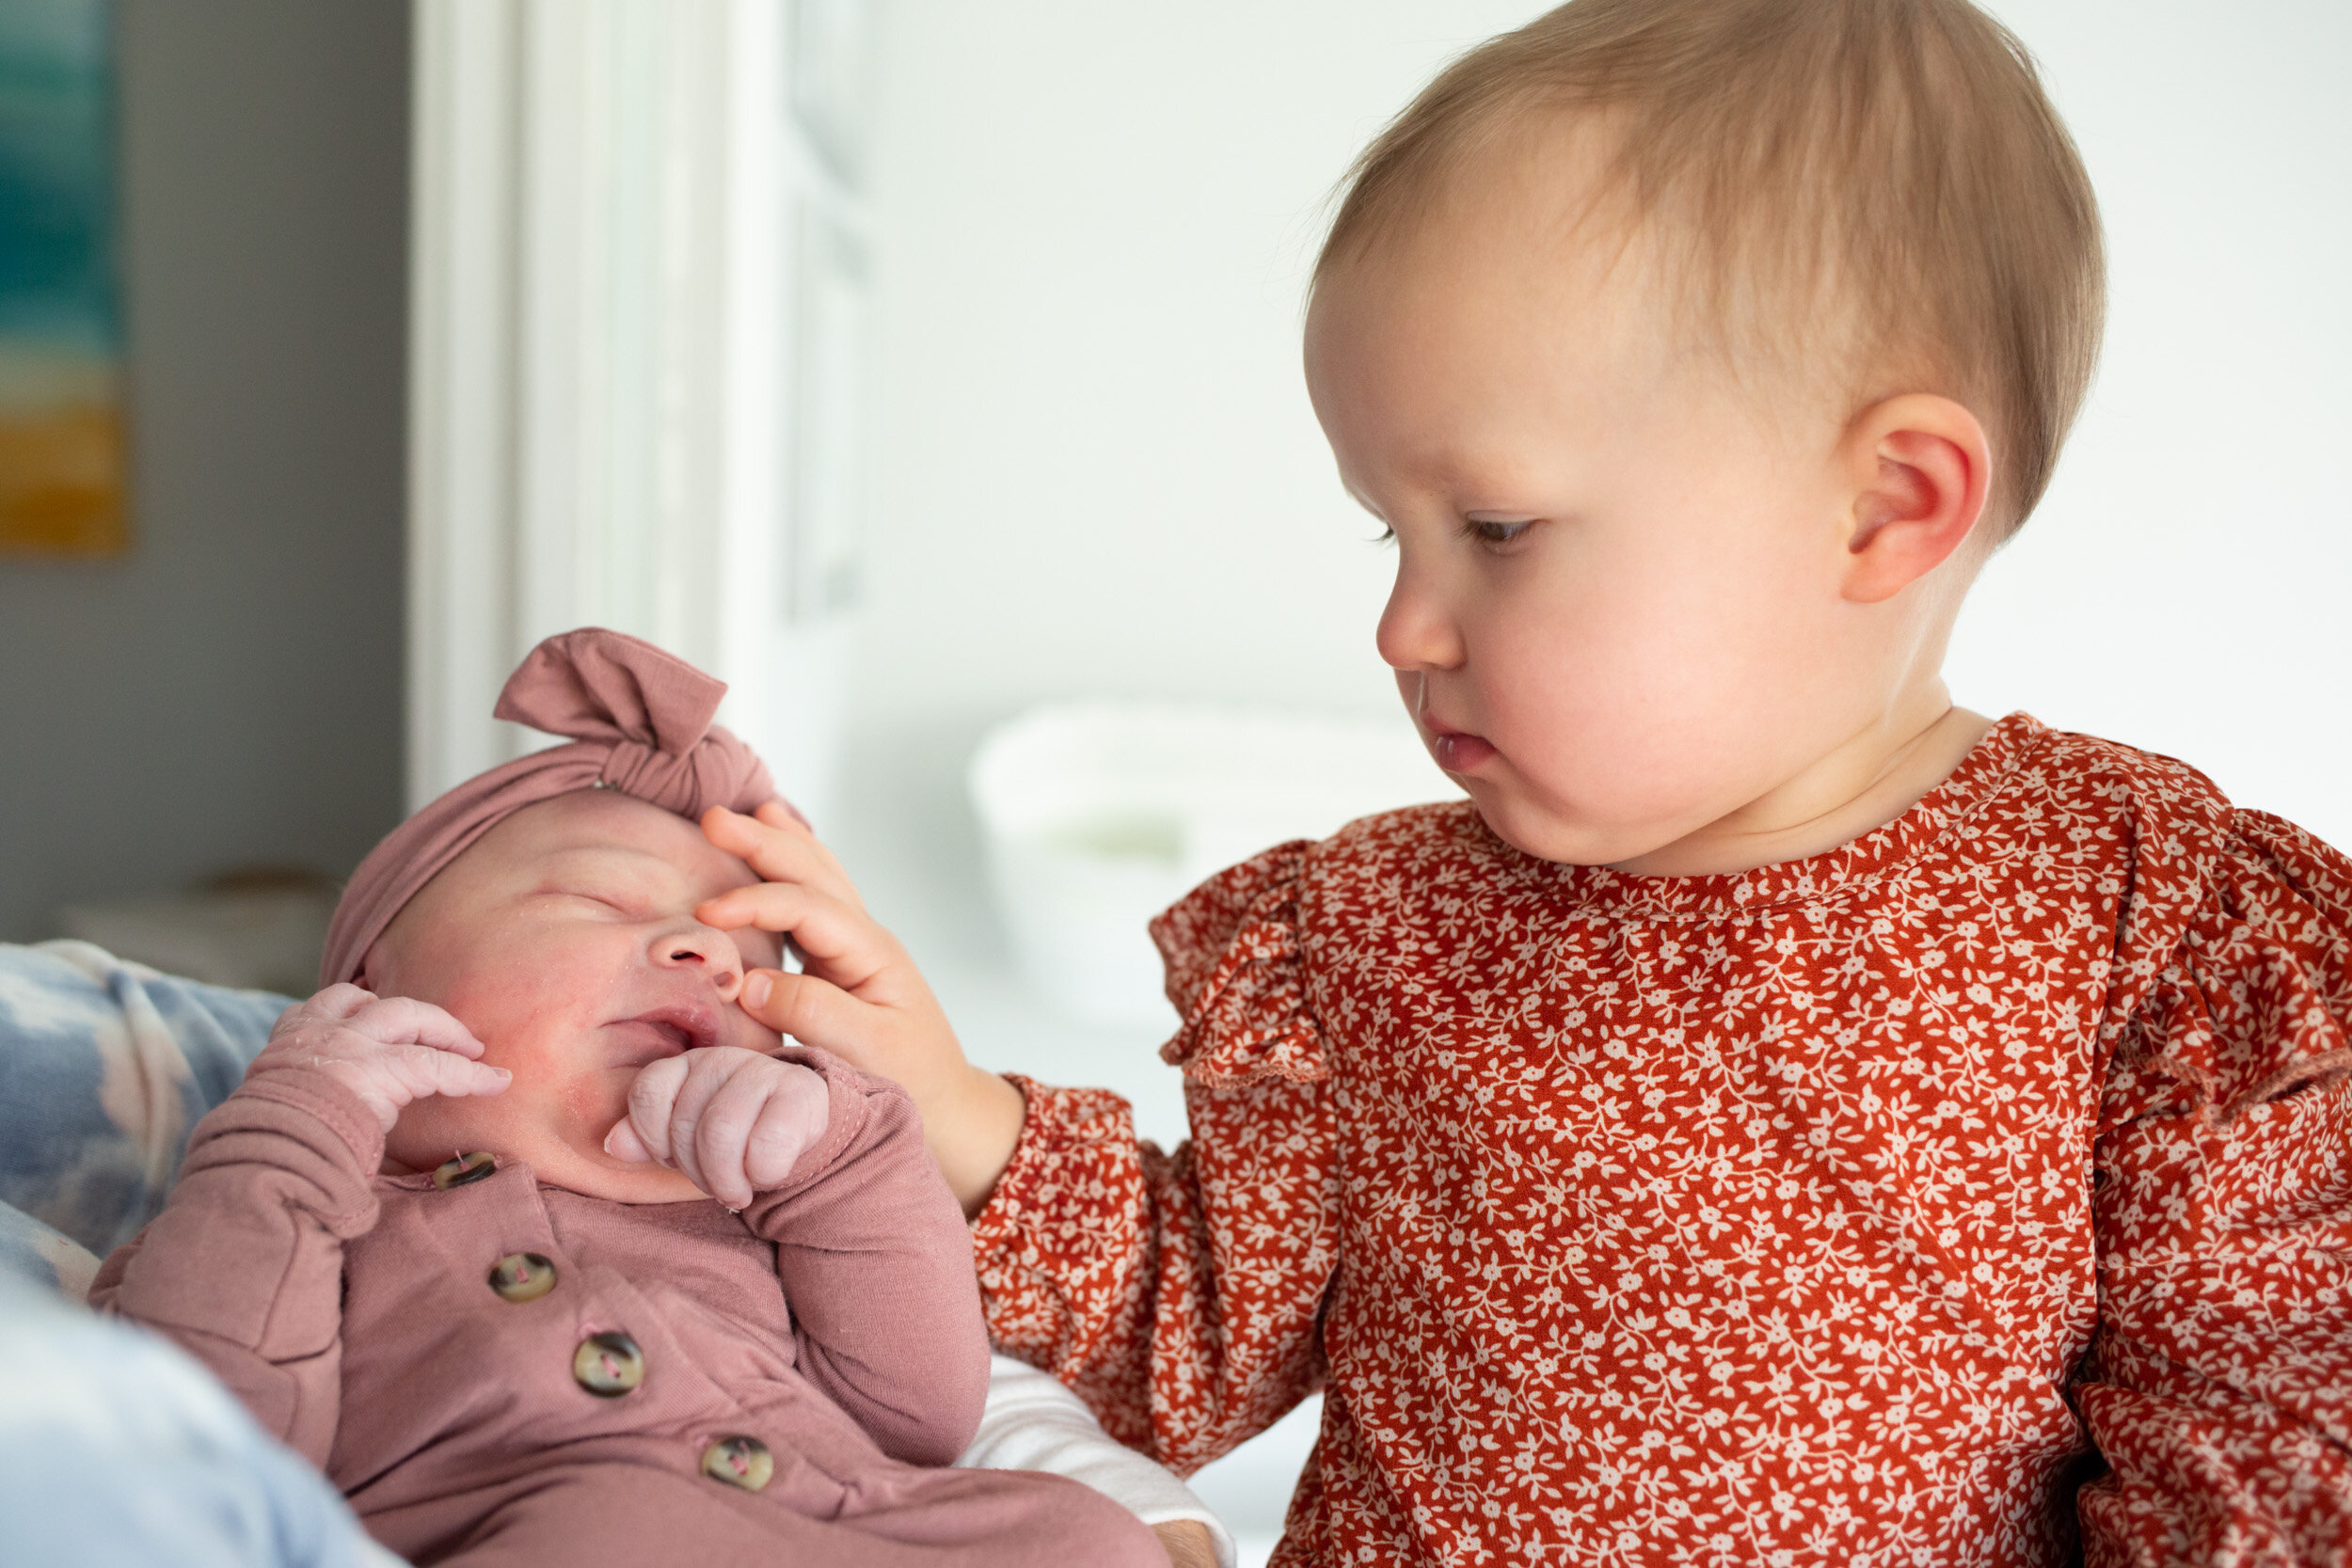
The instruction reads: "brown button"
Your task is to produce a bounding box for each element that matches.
[572,1332,644,1397]
[433,1151,498,1189]
[486,1252,556,1304]
[701,1435,773,1492]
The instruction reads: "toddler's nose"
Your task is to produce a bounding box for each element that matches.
[651,923,745,1000]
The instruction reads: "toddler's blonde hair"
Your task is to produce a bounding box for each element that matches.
[1317,0,2105,534]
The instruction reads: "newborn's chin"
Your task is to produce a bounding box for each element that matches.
[541,1149,709,1204]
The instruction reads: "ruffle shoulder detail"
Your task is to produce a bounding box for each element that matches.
[2107,806,2352,1128]
[1150,840,1327,1085]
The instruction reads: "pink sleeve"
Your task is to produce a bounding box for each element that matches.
[740,1046,991,1467]
[2078,811,2352,1561]
[971,842,1341,1473]
[87,1067,384,1467]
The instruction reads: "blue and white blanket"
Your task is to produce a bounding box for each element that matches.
[0,941,397,1566]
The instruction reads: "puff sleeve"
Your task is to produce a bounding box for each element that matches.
[971,842,1342,1473]
[2077,810,2352,1563]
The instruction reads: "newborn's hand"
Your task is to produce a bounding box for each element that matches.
[253,983,509,1132]
[603,1046,830,1209]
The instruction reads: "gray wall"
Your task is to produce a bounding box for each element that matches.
[0,0,410,942]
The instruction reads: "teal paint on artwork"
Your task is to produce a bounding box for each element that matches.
[0,0,117,353]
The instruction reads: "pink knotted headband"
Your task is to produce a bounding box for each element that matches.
[321,627,782,987]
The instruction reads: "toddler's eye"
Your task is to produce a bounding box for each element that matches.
[1464,515,1537,546]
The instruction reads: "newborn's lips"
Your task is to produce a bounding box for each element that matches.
[612,1003,720,1067]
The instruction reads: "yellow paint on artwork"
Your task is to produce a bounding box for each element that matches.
[0,401,126,556]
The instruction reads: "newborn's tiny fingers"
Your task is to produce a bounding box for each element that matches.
[662,1052,738,1195]
[388,1042,510,1104]
[357,996,487,1057]
[604,1116,653,1164]
[742,1069,826,1191]
[689,1056,777,1208]
[303,983,378,1025]
[626,1054,691,1168]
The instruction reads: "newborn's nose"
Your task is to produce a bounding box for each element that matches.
[651,924,744,1000]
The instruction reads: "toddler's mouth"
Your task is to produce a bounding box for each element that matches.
[1426,722,1498,773]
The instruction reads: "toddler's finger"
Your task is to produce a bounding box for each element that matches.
[700,805,864,911]
[755,798,811,832]
[698,885,894,993]
[737,969,870,1058]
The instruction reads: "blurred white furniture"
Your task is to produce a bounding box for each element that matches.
[971,701,1454,1025]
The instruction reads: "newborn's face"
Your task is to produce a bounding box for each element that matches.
[364,789,784,1202]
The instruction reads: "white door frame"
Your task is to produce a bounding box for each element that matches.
[406,0,859,820]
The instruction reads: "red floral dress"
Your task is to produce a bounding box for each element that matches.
[970,716,2352,1566]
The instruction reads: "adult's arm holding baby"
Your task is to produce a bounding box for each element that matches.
[704,803,1341,1472]
[2074,809,2352,1560]
[87,986,508,1465]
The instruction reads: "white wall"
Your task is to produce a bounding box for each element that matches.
[1949,1,2352,847]
[846,0,2351,904]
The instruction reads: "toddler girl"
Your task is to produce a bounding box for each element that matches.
[705,1,2352,1563]
[93,629,1165,1568]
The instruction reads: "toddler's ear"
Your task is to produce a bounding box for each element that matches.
[1836,393,1991,604]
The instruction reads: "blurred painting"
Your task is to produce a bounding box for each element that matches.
[0,0,123,557]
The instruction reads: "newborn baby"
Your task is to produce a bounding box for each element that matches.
[93,630,1160,1568]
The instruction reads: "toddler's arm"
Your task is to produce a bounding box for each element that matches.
[2075,811,2352,1557]
[87,987,505,1465]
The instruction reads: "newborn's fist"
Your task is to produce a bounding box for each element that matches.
[604,1048,829,1209]
[255,983,510,1132]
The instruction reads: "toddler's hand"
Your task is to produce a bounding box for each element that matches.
[253,983,509,1133]
[602,1046,830,1209]
[695,802,973,1104]
[694,803,1025,1212]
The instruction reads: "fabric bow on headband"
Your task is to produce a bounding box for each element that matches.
[320,628,782,987]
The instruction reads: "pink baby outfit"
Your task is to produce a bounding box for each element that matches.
[92,1046,1160,1566]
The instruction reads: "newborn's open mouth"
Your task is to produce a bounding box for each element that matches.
[612,1005,719,1065]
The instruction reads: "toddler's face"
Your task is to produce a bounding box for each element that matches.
[364,789,783,1202]
[1306,134,1955,869]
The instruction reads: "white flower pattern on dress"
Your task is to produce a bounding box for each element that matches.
[972,716,2352,1566]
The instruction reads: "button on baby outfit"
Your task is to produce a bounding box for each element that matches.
[432,1151,497,1189]
[702,1436,774,1492]
[486,1252,556,1303]
[572,1331,644,1397]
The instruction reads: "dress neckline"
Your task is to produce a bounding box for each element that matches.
[1483,711,2047,918]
